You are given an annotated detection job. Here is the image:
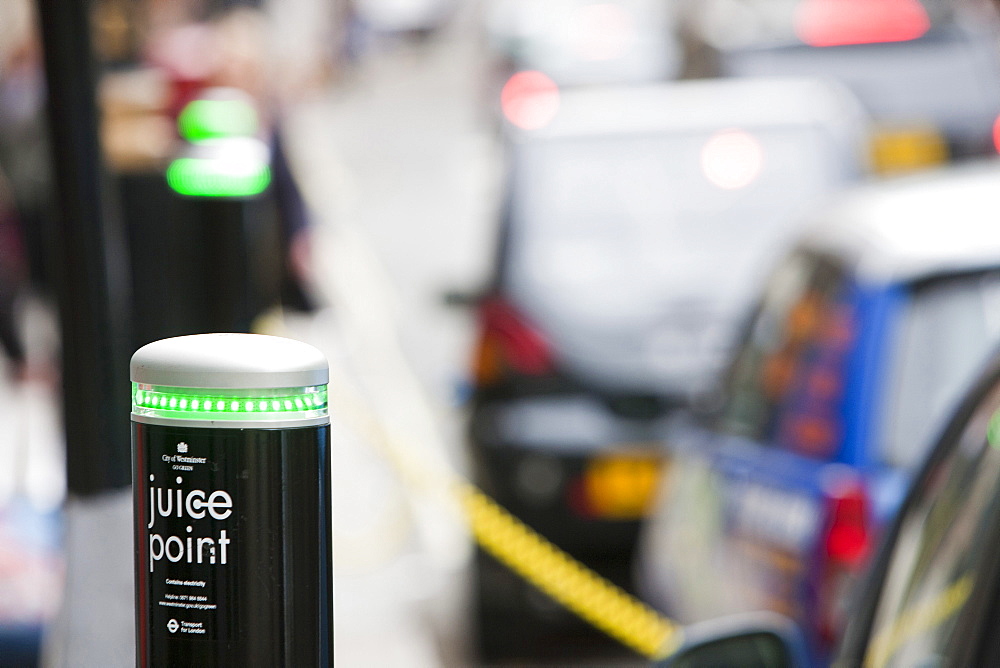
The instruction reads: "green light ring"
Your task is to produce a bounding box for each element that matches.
[167,159,271,198]
[177,99,259,142]
[132,383,327,421]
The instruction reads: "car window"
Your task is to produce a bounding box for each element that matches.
[881,271,1000,469]
[718,251,855,459]
[861,378,1000,667]
[506,125,841,326]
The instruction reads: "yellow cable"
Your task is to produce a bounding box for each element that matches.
[456,482,683,659]
[326,381,684,660]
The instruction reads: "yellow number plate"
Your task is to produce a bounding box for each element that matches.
[582,452,665,520]
[869,125,948,175]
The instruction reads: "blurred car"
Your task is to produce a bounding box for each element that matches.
[465,76,867,661]
[637,160,1000,663]
[656,330,1000,667]
[353,0,455,38]
[484,0,682,85]
[482,0,683,129]
[681,0,1000,171]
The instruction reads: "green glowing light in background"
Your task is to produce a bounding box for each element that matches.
[177,98,259,142]
[167,157,271,198]
[169,95,270,198]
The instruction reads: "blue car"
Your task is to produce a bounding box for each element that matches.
[637,160,1000,662]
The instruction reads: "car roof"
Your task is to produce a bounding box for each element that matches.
[506,76,866,141]
[798,160,1000,284]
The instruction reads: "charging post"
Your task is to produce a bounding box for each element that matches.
[130,333,333,666]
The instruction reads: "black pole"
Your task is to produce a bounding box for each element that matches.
[36,0,133,494]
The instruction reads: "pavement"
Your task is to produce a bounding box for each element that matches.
[0,6,502,667]
[275,8,498,664]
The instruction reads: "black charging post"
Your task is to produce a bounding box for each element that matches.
[131,333,333,666]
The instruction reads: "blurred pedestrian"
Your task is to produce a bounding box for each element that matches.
[0,0,54,383]
[0,0,57,298]
[0,175,28,381]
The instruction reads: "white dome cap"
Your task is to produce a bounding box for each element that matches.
[131,333,329,389]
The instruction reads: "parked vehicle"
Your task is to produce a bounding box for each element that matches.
[681,0,1000,171]
[637,160,1000,663]
[465,76,866,661]
[353,0,455,39]
[658,331,1000,667]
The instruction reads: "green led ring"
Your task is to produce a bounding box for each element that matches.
[132,383,327,422]
[178,98,259,142]
[167,158,271,198]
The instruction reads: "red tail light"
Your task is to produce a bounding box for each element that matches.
[824,485,871,565]
[472,298,554,386]
[795,0,930,47]
[500,70,560,131]
[817,480,872,646]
